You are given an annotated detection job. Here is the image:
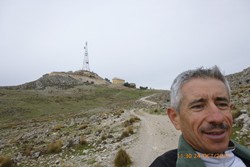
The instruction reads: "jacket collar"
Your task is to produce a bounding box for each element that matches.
[176,135,206,167]
[176,135,250,167]
[232,140,250,161]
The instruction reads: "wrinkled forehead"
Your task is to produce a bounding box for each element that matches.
[181,78,230,99]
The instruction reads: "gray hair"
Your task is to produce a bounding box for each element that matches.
[170,66,231,112]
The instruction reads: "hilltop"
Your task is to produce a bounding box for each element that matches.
[16,70,111,90]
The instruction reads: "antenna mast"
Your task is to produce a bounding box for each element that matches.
[83,41,90,71]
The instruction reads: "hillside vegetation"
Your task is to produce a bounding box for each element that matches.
[0,84,162,167]
[0,67,249,166]
[0,85,159,125]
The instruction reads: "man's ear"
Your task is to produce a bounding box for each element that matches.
[167,107,181,130]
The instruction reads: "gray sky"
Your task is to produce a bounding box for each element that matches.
[1,0,250,89]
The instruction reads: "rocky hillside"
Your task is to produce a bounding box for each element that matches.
[226,67,250,114]
[17,70,110,90]
[225,67,250,147]
[0,84,158,167]
[0,108,141,167]
[226,67,250,90]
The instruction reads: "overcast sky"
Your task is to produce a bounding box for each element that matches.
[1,0,250,89]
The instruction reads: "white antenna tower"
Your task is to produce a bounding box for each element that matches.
[83,41,90,71]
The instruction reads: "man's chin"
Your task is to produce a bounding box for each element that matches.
[203,140,230,153]
[201,136,230,153]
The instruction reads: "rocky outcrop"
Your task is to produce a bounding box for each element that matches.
[226,67,250,90]
[226,67,250,109]
[233,110,250,147]
[235,110,250,130]
[225,67,250,117]
[226,67,250,147]
[18,70,110,90]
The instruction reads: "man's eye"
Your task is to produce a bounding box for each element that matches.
[191,105,204,110]
[217,103,229,109]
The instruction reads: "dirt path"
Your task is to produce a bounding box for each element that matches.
[138,96,158,105]
[128,103,181,166]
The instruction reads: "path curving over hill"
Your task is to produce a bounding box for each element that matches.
[128,109,181,167]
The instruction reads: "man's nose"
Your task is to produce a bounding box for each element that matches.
[206,102,224,124]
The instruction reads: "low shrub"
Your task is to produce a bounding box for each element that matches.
[120,126,134,139]
[120,131,130,139]
[129,117,140,124]
[232,109,241,119]
[114,109,125,117]
[114,149,132,167]
[22,145,33,156]
[101,135,107,141]
[124,116,140,127]
[52,124,65,131]
[47,140,63,153]
[0,156,13,167]
[79,136,87,145]
[126,126,134,134]
[154,109,159,113]
[79,124,88,130]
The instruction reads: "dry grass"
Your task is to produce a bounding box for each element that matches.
[79,136,87,145]
[52,124,65,131]
[232,109,241,119]
[120,126,134,139]
[0,86,157,124]
[101,135,107,141]
[124,116,141,127]
[0,156,13,167]
[126,126,134,134]
[113,109,125,117]
[120,131,130,139]
[78,124,88,130]
[129,117,140,123]
[47,140,63,153]
[114,149,132,167]
[22,145,33,156]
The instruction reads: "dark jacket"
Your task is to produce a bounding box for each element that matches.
[150,135,250,167]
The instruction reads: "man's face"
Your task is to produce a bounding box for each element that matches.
[174,78,233,153]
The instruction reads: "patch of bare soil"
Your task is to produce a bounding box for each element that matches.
[128,109,181,167]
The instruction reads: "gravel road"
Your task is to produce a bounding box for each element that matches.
[128,109,181,167]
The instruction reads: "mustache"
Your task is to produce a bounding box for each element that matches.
[200,123,229,132]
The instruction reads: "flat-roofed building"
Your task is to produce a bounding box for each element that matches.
[112,77,125,85]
